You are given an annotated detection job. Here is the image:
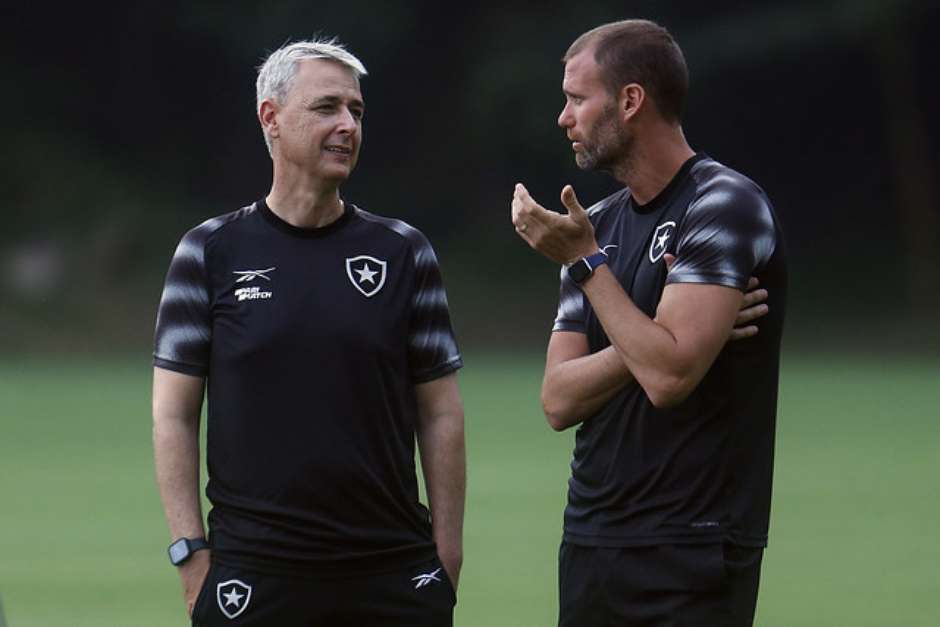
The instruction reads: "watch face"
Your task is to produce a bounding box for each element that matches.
[567,259,591,284]
[168,539,189,565]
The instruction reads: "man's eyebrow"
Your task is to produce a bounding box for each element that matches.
[308,95,365,109]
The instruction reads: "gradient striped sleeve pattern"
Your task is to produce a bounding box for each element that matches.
[552,266,586,333]
[358,212,463,383]
[152,208,250,376]
[666,169,777,292]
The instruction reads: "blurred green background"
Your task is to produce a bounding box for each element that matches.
[2,0,939,625]
[2,354,938,625]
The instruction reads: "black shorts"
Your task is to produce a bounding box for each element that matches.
[558,541,763,627]
[190,556,456,626]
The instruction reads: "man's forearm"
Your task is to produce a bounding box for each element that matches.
[582,267,741,407]
[416,410,465,585]
[153,415,205,541]
[542,345,634,430]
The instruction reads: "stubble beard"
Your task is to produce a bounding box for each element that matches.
[575,105,632,174]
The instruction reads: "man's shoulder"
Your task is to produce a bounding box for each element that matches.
[352,206,436,258]
[689,158,770,208]
[167,203,257,268]
[179,203,258,248]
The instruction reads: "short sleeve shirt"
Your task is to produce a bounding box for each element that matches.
[554,155,787,548]
[154,199,462,575]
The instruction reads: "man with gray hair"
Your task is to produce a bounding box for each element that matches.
[153,37,465,626]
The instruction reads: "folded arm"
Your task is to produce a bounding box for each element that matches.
[582,268,742,408]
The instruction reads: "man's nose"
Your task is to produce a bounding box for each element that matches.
[337,107,358,133]
[558,103,572,129]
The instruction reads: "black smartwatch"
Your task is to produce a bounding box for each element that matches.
[567,251,608,285]
[167,537,209,566]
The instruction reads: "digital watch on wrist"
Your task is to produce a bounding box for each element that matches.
[167,537,209,566]
[567,251,608,285]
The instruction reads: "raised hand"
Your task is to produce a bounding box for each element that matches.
[511,183,598,265]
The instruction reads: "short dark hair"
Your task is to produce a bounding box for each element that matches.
[564,19,688,123]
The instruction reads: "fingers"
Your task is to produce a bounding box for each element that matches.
[663,253,676,271]
[729,325,759,341]
[560,185,588,223]
[740,288,768,309]
[746,276,760,291]
[735,303,768,326]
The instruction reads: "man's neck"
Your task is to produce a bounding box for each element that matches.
[266,166,345,229]
[613,126,695,206]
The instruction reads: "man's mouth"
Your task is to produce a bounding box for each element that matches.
[324,145,352,155]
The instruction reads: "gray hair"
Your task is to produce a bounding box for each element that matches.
[255,37,368,154]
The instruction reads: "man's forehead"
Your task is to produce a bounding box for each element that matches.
[563,49,601,89]
[295,58,361,92]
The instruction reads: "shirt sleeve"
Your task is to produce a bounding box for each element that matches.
[666,178,777,291]
[406,233,463,384]
[152,226,213,377]
[552,266,586,333]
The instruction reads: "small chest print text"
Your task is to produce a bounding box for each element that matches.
[235,286,272,302]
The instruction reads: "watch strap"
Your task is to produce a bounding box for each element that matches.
[168,536,209,566]
[567,250,608,285]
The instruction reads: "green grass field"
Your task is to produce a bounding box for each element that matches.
[1,352,938,626]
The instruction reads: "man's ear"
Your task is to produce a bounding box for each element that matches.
[619,83,645,123]
[258,99,279,140]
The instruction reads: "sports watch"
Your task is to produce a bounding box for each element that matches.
[167,537,209,566]
[567,251,608,285]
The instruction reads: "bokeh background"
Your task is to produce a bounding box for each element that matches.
[2,1,938,625]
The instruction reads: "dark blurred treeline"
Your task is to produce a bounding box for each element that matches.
[2,0,938,356]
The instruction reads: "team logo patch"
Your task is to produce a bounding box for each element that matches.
[346,255,387,298]
[649,221,676,263]
[216,579,252,619]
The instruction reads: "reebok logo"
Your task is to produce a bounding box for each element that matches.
[411,567,442,589]
[233,267,275,282]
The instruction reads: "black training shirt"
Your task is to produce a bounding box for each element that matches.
[554,154,787,548]
[154,199,462,576]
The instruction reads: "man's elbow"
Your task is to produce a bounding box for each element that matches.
[644,373,695,409]
[541,393,574,431]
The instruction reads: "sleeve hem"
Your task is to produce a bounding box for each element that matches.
[412,355,464,384]
[153,356,208,377]
[665,272,746,292]
[552,322,586,333]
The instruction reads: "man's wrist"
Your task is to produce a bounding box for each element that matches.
[567,250,608,285]
[168,536,209,566]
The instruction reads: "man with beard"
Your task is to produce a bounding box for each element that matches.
[153,38,464,626]
[510,20,787,626]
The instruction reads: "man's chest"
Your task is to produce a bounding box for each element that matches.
[593,209,683,318]
[205,237,413,361]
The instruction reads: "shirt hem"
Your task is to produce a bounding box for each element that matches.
[211,545,438,580]
[563,530,768,549]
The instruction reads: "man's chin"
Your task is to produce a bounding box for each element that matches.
[318,164,355,182]
[575,153,597,171]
